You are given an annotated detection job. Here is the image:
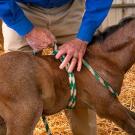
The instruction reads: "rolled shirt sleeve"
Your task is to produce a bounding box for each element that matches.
[0,0,33,36]
[77,0,113,43]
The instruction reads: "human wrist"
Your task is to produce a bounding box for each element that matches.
[25,27,35,38]
[76,38,88,46]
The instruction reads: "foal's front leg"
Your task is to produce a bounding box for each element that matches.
[96,98,135,135]
[126,108,135,120]
[0,92,43,135]
[5,101,42,135]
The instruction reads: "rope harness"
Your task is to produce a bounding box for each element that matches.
[33,46,118,135]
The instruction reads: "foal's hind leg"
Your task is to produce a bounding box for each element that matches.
[0,96,43,135]
[5,106,42,135]
[6,102,42,135]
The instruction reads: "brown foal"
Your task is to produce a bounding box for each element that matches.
[0,17,135,135]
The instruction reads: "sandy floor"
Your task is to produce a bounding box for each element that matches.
[33,64,135,135]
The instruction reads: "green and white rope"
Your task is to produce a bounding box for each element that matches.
[33,45,118,135]
[40,49,77,135]
[52,50,77,109]
[82,59,118,97]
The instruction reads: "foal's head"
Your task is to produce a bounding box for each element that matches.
[88,16,135,72]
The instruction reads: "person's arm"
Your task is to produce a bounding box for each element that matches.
[77,0,113,43]
[0,0,56,50]
[0,0,33,36]
[55,0,113,72]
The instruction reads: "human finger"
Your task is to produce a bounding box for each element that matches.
[77,54,83,72]
[59,54,72,69]
[68,57,78,72]
[55,49,66,59]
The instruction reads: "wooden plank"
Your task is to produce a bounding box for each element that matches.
[0,20,3,49]
[100,0,135,31]
[100,0,123,30]
[112,3,135,8]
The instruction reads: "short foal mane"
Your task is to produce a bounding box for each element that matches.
[91,16,135,44]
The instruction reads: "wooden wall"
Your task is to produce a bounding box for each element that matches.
[100,0,135,30]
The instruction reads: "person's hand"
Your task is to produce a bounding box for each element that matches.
[25,27,56,51]
[55,38,88,72]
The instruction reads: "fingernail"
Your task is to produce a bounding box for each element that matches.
[59,65,63,69]
[55,55,58,59]
[68,69,72,73]
[77,68,81,72]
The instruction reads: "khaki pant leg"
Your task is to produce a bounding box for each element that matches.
[71,106,97,135]
[2,23,28,52]
[49,0,85,44]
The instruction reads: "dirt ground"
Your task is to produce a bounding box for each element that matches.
[0,21,134,135]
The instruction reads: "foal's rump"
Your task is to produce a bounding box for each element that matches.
[0,51,44,135]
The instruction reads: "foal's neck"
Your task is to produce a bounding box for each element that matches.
[99,20,135,73]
